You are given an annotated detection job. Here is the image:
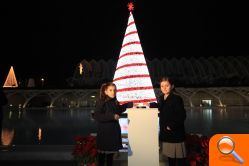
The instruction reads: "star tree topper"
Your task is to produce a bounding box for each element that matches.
[127,2,134,11]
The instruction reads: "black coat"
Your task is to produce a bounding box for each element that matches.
[152,93,186,143]
[94,98,132,151]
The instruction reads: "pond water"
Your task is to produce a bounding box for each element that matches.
[1,107,249,145]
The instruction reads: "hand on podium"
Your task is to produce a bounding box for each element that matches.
[133,103,139,107]
[133,102,149,108]
[148,102,158,108]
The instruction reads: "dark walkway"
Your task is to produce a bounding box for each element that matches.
[0,145,168,166]
[0,145,128,166]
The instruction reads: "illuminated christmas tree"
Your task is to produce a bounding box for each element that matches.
[113,2,156,105]
[3,66,18,88]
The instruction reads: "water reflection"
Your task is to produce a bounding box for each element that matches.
[218,108,227,118]
[70,108,73,117]
[2,108,97,145]
[8,111,12,119]
[1,128,15,146]
[203,108,212,122]
[18,110,21,119]
[185,107,249,136]
[2,107,249,145]
[47,109,53,119]
[38,128,42,143]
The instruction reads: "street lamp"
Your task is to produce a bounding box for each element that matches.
[41,78,44,87]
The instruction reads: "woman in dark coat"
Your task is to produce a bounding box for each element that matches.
[151,77,187,166]
[94,82,132,166]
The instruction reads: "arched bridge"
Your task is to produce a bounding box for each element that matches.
[3,87,249,109]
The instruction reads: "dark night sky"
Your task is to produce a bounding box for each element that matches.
[0,1,249,87]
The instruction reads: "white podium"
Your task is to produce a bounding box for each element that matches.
[127,108,159,166]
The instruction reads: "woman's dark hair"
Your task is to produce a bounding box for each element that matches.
[100,82,116,102]
[159,77,174,85]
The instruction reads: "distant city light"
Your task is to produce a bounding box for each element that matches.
[38,128,42,142]
[41,78,45,87]
[79,63,83,75]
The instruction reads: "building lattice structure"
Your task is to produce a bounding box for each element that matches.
[68,56,249,87]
